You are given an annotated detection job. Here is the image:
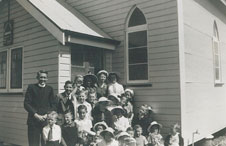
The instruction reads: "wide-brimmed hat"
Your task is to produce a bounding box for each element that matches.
[125,89,134,97]
[108,106,125,115]
[100,127,115,138]
[83,74,98,84]
[97,70,109,77]
[93,121,108,132]
[108,72,119,81]
[97,97,110,104]
[116,131,130,140]
[147,121,162,132]
[107,94,121,103]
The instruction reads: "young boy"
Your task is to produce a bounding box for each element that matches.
[134,125,148,146]
[87,88,98,109]
[62,111,78,146]
[42,111,61,146]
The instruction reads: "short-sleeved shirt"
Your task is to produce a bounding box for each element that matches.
[135,135,148,146]
[42,124,61,142]
[74,117,92,132]
[108,82,124,96]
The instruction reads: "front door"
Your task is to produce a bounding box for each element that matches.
[71,44,103,79]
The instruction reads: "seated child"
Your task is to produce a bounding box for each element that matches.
[93,121,108,144]
[74,105,93,132]
[132,104,153,136]
[147,121,164,146]
[87,88,98,109]
[98,127,119,146]
[75,90,92,120]
[164,123,184,146]
[116,131,133,146]
[120,93,134,123]
[42,111,61,146]
[61,111,78,146]
[126,127,134,138]
[111,106,130,132]
[134,125,148,146]
[107,72,124,96]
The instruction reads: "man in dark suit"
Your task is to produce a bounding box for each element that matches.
[24,70,57,146]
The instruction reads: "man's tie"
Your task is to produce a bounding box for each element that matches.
[48,126,53,141]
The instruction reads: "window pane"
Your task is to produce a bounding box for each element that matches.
[129,31,147,48]
[0,51,7,89]
[11,48,22,88]
[128,8,146,27]
[129,47,147,64]
[129,64,148,80]
[71,46,84,66]
[215,55,220,67]
[215,68,220,81]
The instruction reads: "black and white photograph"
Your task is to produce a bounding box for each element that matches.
[0,0,226,146]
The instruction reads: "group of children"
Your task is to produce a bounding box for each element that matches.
[43,70,184,146]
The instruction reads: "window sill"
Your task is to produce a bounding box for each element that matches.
[0,89,24,94]
[125,82,152,87]
[215,82,224,87]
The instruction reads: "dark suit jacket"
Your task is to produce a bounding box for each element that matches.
[24,84,57,126]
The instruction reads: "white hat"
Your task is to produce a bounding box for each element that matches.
[93,121,108,132]
[100,127,115,138]
[125,89,134,97]
[108,94,121,103]
[97,70,109,77]
[147,121,162,132]
[116,131,130,140]
[97,97,110,103]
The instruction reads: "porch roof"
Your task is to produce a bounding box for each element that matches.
[17,0,120,50]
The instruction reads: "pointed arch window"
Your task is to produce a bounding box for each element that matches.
[213,22,222,84]
[126,7,148,82]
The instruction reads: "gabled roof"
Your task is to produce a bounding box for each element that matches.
[17,0,120,50]
[29,0,102,38]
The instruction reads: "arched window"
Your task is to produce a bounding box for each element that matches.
[213,21,222,84]
[126,7,148,82]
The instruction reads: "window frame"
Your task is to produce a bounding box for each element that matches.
[212,22,223,85]
[0,46,23,93]
[125,7,150,84]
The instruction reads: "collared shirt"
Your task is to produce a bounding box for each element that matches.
[43,124,61,142]
[38,83,46,88]
[108,82,124,96]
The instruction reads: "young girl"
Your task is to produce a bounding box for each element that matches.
[107,72,124,96]
[42,111,61,146]
[164,123,184,146]
[93,121,108,144]
[83,74,98,91]
[134,125,148,146]
[111,106,130,132]
[74,105,93,132]
[96,70,109,99]
[73,75,85,93]
[61,111,78,146]
[147,121,164,146]
[120,94,133,124]
[98,127,119,146]
[132,104,153,136]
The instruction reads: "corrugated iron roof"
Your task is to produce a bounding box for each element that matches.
[29,0,103,38]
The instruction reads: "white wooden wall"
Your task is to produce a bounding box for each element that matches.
[0,1,59,145]
[66,0,181,135]
[182,0,226,144]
